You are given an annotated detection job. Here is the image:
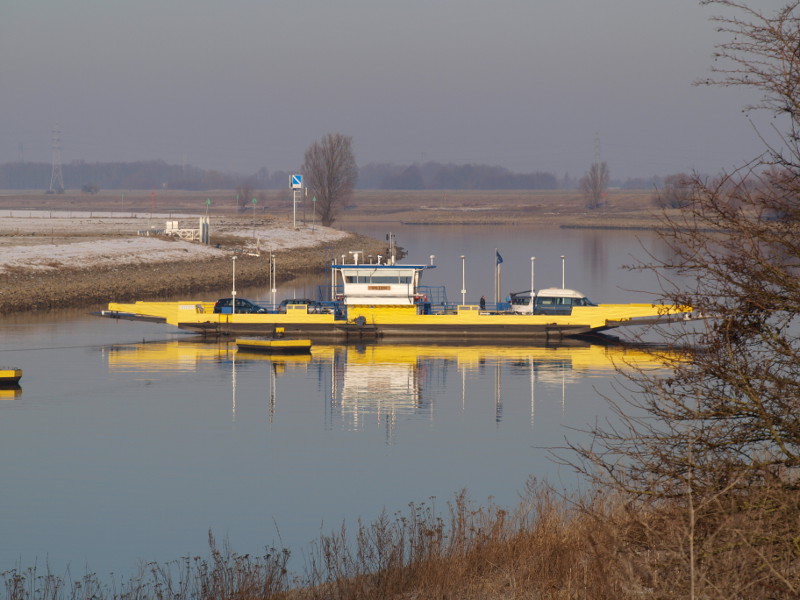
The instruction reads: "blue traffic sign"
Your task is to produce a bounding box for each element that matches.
[291,174,303,189]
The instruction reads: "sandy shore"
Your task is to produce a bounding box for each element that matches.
[0,211,387,314]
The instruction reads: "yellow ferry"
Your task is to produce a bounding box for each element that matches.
[99,259,691,341]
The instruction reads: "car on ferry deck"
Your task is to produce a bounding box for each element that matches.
[509,288,596,316]
[213,298,268,314]
[277,298,329,314]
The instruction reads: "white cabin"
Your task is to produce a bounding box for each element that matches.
[331,263,433,306]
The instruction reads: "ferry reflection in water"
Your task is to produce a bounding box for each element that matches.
[0,386,22,400]
[107,339,674,443]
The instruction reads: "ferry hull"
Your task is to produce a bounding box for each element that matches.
[175,320,598,339]
[101,300,689,341]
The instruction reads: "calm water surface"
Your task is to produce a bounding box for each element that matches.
[0,224,675,577]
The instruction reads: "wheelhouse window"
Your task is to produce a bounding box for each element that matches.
[344,274,412,284]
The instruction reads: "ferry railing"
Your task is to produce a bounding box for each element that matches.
[245,298,512,317]
[417,285,448,306]
[232,299,345,319]
[422,301,513,314]
[414,287,512,314]
[309,284,523,316]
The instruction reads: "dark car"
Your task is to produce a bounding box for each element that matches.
[277,298,326,314]
[213,298,268,314]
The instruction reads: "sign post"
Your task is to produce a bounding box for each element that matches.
[252,197,257,237]
[231,256,237,314]
[460,255,466,305]
[290,174,303,229]
[270,252,276,308]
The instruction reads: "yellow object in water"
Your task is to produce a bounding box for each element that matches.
[0,368,22,384]
[235,338,312,354]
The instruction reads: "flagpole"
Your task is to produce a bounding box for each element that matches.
[494,248,498,305]
[494,249,504,306]
[497,262,503,303]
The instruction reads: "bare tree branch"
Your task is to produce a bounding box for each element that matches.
[564,3,800,595]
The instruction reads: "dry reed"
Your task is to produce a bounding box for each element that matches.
[3,478,798,600]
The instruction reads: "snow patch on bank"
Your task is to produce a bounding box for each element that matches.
[0,238,226,273]
[0,222,350,274]
[227,225,348,250]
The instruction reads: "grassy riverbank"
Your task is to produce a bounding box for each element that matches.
[5,479,784,599]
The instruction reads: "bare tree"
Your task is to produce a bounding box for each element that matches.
[567,3,800,596]
[302,133,358,226]
[580,161,608,209]
[234,182,268,213]
[235,182,255,212]
[652,172,695,208]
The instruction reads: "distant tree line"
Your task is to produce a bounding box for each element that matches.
[0,159,565,192]
[0,158,686,192]
[357,162,559,190]
[0,160,295,192]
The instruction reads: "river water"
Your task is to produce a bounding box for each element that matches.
[0,223,677,578]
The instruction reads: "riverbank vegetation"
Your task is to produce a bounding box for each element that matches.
[4,478,796,599]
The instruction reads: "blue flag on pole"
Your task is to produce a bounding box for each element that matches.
[496,250,503,265]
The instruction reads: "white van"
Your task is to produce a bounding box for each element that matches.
[509,288,596,315]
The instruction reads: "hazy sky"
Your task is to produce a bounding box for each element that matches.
[0,1,782,180]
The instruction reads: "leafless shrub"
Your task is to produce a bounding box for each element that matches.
[652,173,695,208]
[564,3,800,597]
